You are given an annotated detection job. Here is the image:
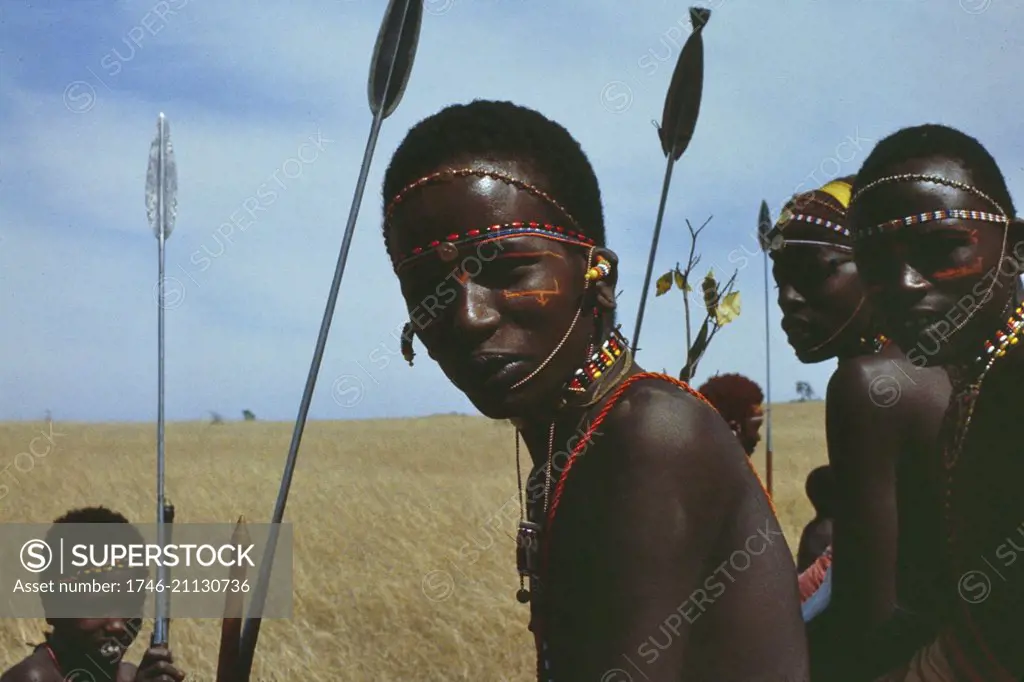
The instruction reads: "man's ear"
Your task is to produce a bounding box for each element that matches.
[592,247,618,312]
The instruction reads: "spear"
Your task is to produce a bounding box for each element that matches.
[631,7,711,354]
[234,1,424,677]
[758,200,774,496]
[216,517,249,682]
[144,112,178,646]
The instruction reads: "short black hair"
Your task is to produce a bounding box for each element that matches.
[382,99,606,247]
[805,465,835,513]
[44,507,145,562]
[852,124,1015,217]
[42,507,146,617]
[51,506,132,525]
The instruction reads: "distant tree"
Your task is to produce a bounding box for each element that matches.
[210,411,224,425]
[44,409,52,424]
[795,381,817,402]
[242,410,256,421]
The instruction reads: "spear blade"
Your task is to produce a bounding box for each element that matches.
[758,199,772,251]
[368,0,423,119]
[657,7,710,161]
[145,113,178,239]
[234,2,424,678]
[216,517,249,682]
[631,7,711,353]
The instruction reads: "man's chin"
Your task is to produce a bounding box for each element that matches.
[793,345,835,365]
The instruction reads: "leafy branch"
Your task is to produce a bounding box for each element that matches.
[655,216,742,381]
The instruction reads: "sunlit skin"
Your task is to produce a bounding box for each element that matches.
[849,155,1024,677]
[770,187,951,681]
[0,615,184,682]
[388,157,809,681]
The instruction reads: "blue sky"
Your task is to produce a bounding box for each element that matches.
[2,0,1021,422]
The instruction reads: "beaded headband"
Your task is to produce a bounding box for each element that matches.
[385,168,594,271]
[392,220,595,272]
[849,173,1010,242]
[849,172,1013,346]
[767,180,853,252]
[384,168,580,228]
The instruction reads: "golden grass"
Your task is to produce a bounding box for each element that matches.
[0,402,826,681]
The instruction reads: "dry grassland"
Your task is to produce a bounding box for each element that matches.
[0,402,826,681]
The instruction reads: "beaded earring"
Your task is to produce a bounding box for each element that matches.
[401,322,415,366]
[585,255,612,282]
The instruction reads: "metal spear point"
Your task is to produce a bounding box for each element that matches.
[144,111,178,646]
[632,7,711,355]
[758,200,774,496]
[233,1,424,678]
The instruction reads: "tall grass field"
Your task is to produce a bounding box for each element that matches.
[0,402,826,681]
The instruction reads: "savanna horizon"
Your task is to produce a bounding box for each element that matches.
[0,403,826,681]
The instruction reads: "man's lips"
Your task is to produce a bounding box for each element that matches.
[460,353,533,391]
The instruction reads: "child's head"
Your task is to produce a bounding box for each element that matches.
[805,466,835,516]
[42,506,147,664]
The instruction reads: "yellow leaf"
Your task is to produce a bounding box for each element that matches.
[673,269,690,292]
[655,271,673,296]
[715,291,742,326]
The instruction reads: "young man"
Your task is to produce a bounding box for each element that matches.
[798,465,835,573]
[697,373,765,456]
[848,123,1024,680]
[768,176,950,679]
[385,99,808,681]
[1,507,185,682]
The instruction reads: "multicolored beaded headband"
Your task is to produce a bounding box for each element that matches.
[399,242,612,366]
[849,173,1010,242]
[385,168,580,228]
[392,220,595,272]
[767,180,853,252]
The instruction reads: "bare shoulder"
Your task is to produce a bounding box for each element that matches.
[0,653,57,682]
[601,375,750,508]
[828,350,948,417]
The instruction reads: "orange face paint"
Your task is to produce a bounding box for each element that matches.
[503,278,561,306]
[932,257,984,281]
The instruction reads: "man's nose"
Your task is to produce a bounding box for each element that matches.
[453,279,500,341]
[892,263,932,305]
[778,282,805,315]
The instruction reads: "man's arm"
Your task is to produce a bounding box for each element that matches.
[825,360,902,627]
[557,385,745,681]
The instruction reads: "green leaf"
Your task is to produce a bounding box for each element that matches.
[655,271,673,296]
[681,319,710,381]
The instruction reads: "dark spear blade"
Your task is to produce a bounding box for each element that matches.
[233,2,424,679]
[658,7,710,161]
[758,199,772,251]
[631,7,711,354]
[759,200,774,495]
[369,0,423,118]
